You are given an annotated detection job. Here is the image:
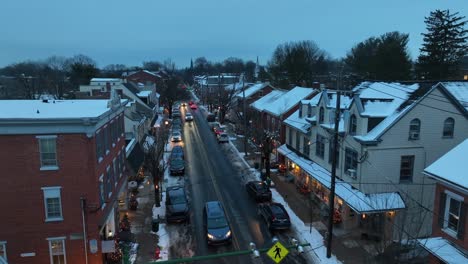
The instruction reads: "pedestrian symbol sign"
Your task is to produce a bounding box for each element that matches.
[267,241,289,263]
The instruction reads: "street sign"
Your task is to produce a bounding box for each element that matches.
[267,241,289,263]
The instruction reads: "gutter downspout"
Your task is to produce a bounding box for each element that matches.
[80,197,89,264]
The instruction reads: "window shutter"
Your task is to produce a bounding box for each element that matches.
[457,202,466,240]
[438,192,446,228]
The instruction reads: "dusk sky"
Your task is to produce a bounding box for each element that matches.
[1,0,466,69]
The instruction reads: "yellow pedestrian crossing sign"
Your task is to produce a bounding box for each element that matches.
[267,241,289,263]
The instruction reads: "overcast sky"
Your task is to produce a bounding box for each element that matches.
[0,0,466,69]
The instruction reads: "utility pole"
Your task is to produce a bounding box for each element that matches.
[242,75,248,157]
[326,72,342,258]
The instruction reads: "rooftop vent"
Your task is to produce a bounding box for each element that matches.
[42,99,48,103]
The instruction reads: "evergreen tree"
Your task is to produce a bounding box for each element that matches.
[416,9,468,79]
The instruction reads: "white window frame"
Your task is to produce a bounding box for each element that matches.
[37,135,58,170]
[443,190,464,237]
[47,237,67,264]
[0,241,7,262]
[42,187,63,222]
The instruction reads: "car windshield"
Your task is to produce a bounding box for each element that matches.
[171,159,184,166]
[207,217,228,229]
[172,132,181,137]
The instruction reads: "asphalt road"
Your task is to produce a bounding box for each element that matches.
[169,106,308,264]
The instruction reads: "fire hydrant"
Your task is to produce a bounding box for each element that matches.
[154,246,160,259]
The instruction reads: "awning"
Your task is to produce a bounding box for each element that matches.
[417,237,468,263]
[278,144,406,213]
[127,142,145,172]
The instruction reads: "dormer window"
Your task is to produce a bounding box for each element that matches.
[298,105,303,118]
[319,107,324,123]
[307,105,312,117]
[349,114,357,135]
[409,119,420,140]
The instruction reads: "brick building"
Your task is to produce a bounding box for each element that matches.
[419,139,468,264]
[0,93,128,264]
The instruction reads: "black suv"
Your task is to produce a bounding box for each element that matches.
[246,181,272,202]
[166,186,189,223]
[258,203,291,230]
[203,201,232,245]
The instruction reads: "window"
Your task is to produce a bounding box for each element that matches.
[288,129,293,146]
[38,136,58,168]
[47,237,66,264]
[110,121,116,145]
[99,174,105,207]
[409,119,420,140]
[303,136,310,157]
[42,187,63,221]
[443,118,455,138]
[298,105,303,118]
[349,114,357,135]
[328,139,339,167]
[295,133,300,151]
[319,107,324,123]
[315,134,325,158]
[106,166,112,198]
[96,130,104,161]
[103,126,110,154]
[400,155,414,182]
[0,242,6,262]
[113,158,118,185]
[344,148,358,175]
[439,191,466,239]
[307,105,312,117]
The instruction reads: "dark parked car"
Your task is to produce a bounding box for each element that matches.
[166,186,189,223]
[170,145,184,160]
[206,113,216,122]
[169,158,185,175]
[258,203,291,230]
[204,201,232,245]
[246,181,272,202]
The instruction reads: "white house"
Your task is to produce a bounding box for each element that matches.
[280,82,468,242]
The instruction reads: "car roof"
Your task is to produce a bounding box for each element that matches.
[167,185,185,194]
[205,201,225,218]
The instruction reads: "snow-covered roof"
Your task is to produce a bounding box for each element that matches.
[284,110,310,134]
[263,87,315,117]
[424,139,468,190]
[0,99,126,119]
[250,90,285,111]
[91,78,121,82]
[440,82,468,112]
[325,92,353,109]
[278,144,406,213]
[417,237,468,264]
[236,82,270,98]
[137,91,152,97]
[225,81,247,92]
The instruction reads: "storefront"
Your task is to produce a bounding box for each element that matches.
[278,144,405,239]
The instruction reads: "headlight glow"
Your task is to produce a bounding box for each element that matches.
[207,233,215,240]
[225,230,231,238]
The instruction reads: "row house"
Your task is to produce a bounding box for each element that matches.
[280,82,468,242]
[251,86,317,161]
[0,93,128,264]
[418,139,468,264]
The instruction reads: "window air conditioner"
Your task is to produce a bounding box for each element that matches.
[347,169,357,179]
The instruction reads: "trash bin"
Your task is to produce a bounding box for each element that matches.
[152,218,159,232]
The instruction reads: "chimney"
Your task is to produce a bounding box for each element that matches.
[312,82,320,89]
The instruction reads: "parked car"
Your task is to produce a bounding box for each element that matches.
[214,128,225,137]
[217,133,229,143]
[185,113,194,122]
[258,203,291,230]
[190,104,198,110]
[206,113,216,122]
[204,201,232,245]
[171,145,184,160]
[169,158,185,175]
[166,186,189,223]
[246,181,272,202]
[171,131,182,142]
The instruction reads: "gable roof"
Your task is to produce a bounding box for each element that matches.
[424,139,468,190]
[250,90,285,111]
[263,87,315,117]
[439,82,468,115]
[236,82,272,99]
